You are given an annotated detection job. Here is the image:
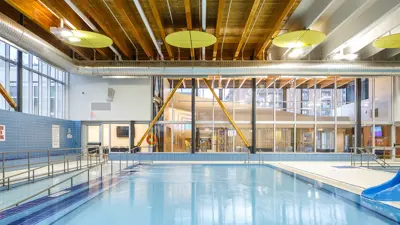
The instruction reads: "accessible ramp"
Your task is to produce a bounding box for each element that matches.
[362,170,400,201]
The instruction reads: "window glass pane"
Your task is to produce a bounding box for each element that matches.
[32,56,39,72]
[336,79,355,121]
[9,63,18,104]
[42,76,48,116]
[316,125,335,153]
[50,80,56,117]
[57,82,63,118]
[0,41,5,57]
[42,62,48,75]
[296,125,315,152]
[51,67,56,78]
[375,77,392,121]
[33,73,39,115]
[337,125,355,153]
[9,46,18,62]
[0,59,5,109]
[276,124,294,152]
[22,69,29,113]
[23,52,29,67]
[361,78,372,121]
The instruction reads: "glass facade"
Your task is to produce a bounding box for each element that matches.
[0,40,67,118]
[153,76,394,153]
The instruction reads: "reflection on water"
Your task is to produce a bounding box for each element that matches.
[55,164,396,225]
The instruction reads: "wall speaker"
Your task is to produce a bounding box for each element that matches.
[107,88,115,102]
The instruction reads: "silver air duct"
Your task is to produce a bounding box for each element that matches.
[1,12,400,77]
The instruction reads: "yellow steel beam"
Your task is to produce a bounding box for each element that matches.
[203,78,251,149]
[136,78,184,147]
[0,83,17,110]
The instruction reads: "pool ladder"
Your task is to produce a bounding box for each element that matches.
[244,149,264,164]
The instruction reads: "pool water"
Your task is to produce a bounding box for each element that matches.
[53,164,397,225]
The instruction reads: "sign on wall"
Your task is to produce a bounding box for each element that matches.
[0,125,5,141]
[52,125,60,148]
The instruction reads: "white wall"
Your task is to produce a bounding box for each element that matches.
[69,75,151,121]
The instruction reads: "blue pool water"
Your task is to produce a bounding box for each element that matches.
[53,164,397,225]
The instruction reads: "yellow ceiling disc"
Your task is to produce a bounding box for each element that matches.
[63,30,113,48]
[166,31,216,48]
[272,30,326,48]
[373,33,400,48]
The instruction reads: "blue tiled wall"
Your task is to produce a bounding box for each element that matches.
[109,152,370,162]
[0,110,81,152]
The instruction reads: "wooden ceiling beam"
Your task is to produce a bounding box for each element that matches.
[279,78,293,89]
[238,78,248,89]
[4,0,93,60]
[71,0,133,59]
[266,76,278,88]
[337,79,353,88]
[295,78,310,87]
[148,0,174,60]
[306,78,326,88]
[184,0,195,59]
[113,0,154,58]
[320,78,338,89]
[233,0,261,60]
[255,0,298,59]
[212,0,226,60]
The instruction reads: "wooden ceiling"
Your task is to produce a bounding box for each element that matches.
[168,77,355,89]
[1,0,301,60]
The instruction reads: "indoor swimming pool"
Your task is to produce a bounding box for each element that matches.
[48,164,398,225]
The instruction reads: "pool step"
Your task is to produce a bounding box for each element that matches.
[0,175,121,225]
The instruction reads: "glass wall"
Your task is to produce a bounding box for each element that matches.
[0,40,67,118]
[152,75,396,153]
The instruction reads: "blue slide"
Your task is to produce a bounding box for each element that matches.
[362,170,400,201]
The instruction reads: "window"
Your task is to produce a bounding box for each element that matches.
[0,40,68,118]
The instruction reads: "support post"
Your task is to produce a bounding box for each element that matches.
[252,78,256,154]
[356,78,362,148]
[136,79,184,147]
[191,78,196,154]
[203,79,251,149]
[16,14,23,112]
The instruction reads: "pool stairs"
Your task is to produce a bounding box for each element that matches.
[0,168,134,224]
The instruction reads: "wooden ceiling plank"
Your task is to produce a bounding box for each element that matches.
[337,79,353,88]
[255,0,298,59]
[112,0,153,58]
[148,0,174,60]
[184,0,194,59]
[279,78,293,89]
[212,0,226,60]
[266,76,278,88]
[233,0,261,60]
[306,78,326,89]
[295,78,310,87]
[71,0,133,59]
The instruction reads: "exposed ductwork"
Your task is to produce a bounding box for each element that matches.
[1,12,400,77]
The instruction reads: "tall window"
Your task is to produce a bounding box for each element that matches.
[0,40,67,119]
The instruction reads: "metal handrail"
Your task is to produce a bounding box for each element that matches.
[0,148,82,154]
[350,147,391,168]
[0,162,104,212]
[1,152,135,212]
[1,151,102,190]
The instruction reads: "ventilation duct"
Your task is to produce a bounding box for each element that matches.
[1,12,400,77]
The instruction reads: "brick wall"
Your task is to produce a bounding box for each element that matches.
[0,109,81,152]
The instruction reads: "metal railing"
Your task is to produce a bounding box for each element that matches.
[350,147,391,168]
[0,148,104,190]
[0,151,136,212]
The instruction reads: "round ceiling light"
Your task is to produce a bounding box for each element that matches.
[166,31,216,48]
[272,30,326,48]
[62,30,113,48]
[373,33,400,48]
